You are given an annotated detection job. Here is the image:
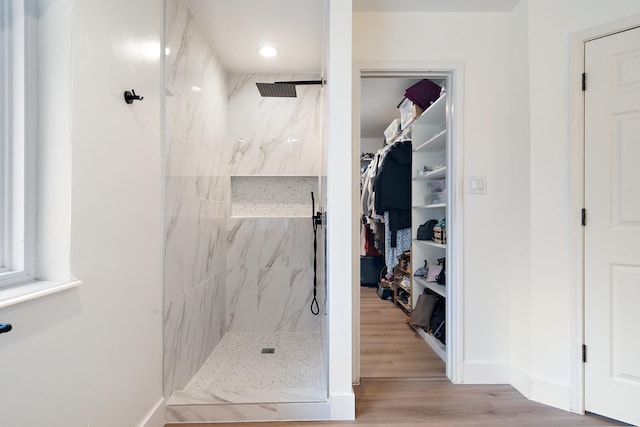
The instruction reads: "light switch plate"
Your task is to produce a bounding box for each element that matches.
[468,175,487,194]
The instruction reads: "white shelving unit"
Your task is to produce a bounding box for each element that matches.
[411,93,448,363]
[413,276,446,298]
[413,166,446,180]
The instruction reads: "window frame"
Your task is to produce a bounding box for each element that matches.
[0,0,38,288]
[0,0,80,308]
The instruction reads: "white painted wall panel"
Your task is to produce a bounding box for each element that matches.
[527,0,640,411]
[354,10,514,379]
[0,0,164,426]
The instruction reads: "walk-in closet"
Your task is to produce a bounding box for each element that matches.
[359,75,452,380]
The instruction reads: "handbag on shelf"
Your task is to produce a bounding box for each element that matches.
[436,257,446,285]
[417,219,438,240]
[429,294,446,344]
[409,291,436,330]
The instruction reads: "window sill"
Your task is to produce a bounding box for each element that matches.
[0,278,82,309]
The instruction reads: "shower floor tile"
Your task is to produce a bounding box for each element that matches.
[170,332,327,405]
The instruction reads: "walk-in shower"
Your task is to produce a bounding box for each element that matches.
[162,0,328,422]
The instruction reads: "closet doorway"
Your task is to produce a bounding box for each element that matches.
[355,67,463,384]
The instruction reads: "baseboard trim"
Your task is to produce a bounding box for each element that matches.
[329,391,355,420]
[530,375,573,412]
[510,363,532,398]
[462,361,510,384]
[138,397,165,427]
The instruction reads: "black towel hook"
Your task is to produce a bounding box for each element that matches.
[124,89,144,104]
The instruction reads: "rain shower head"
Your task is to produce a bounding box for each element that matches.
[256,80,325,98]
[256,82,297,98]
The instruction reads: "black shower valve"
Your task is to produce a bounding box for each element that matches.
[313,211,324,227]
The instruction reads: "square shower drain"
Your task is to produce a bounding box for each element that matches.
[261,348,275,354]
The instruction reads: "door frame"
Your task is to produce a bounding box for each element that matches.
[352,61,465,384]
[569,13,640,414]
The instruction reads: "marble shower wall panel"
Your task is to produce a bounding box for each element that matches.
[227,218,319,333]
[257,267,319,332]
[227,218,314,269]
[227,74,324,176]
[226,267,258,332]
[228,137,322,176]
[225,73,324,334]
[164,0,229,396]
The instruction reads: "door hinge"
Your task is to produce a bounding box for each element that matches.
[581,208,586,226]
[582,73,586,91]
[583,344,587,363]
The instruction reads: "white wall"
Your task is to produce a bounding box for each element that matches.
[355,0,640,414]
[354,10,514,382]
[0,0,164,426]
[360,137,383,155]
[327,0,355,419]
[526,0,640,411]
[507,0,532,399]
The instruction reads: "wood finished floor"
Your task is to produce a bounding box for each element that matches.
[359,285,445,378]
[165,379,620,427]
[165,286,622,426]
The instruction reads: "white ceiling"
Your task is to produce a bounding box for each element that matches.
[185,0,519,141]
[187,0,325,74]
[361,78,421,140]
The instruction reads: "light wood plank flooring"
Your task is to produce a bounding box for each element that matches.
[359,285,445,378]
[166,379,620,426]
[165,286,622,426]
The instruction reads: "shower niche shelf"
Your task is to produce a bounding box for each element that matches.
[231,175,318,217]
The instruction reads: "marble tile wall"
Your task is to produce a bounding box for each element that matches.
[227,74,324,176]
[226,74,326,333]
[163,0,230,396]
[226,218,319,332]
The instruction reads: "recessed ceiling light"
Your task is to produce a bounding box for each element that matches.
[258,45,278,58]
[190,86,202,93]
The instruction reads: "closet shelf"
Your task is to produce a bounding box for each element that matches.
[392,95,446,143]
[412,95,446,128]
[413,203,446,209]
[414,129,446,153]
[414,166,446,180]
[394,267,411,276]
[396,298,412,315]
[415,327,446,362]
[413,239,446,249]
[413,276,446,298]
[396,280,411,294]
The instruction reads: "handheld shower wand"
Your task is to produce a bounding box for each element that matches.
[310,192,321,315]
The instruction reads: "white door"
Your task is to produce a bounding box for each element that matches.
[584,26,640,426]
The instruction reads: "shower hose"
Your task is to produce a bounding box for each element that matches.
[311,192,320,315]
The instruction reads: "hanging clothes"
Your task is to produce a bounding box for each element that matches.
[373,140,412,247]
[384,211,411,274]
[361,144,392,219]
[374,141,412,213]
[362,219,380,256]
